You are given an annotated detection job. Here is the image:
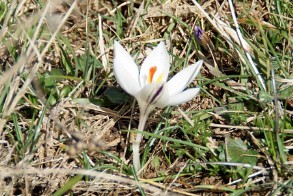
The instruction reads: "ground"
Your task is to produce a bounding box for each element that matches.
[0,0,292,195]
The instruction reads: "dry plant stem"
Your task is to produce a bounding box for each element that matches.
[0,167,166,194]
[98,14,108,72]
[0,0,78,136]
[133,110,150,174]
[192,0,266,91]
[227,0,266,91]
[0,0,17,38]
[209,123,293,134]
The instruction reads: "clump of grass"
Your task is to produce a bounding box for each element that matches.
[0,0,292,195]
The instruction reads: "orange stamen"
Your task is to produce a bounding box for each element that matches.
[148,66,157,83]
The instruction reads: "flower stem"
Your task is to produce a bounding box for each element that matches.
[132,111,149,174]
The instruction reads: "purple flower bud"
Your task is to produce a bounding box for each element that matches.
[193,26,214,51]
[194,26,204,41]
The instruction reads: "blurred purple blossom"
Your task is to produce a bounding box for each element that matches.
[193,25,214,51]
[194,26,204,40]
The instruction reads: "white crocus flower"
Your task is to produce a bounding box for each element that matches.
[113,41,203,173]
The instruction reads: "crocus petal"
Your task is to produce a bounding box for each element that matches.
[135,82,167,116]
[166,60,203,96]
[113,41,141,96]
[153,88,170,108]
[167,88,200,106]
[139,42,170,87]
[136,82,165,106]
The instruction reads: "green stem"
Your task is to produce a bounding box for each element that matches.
[132,106,152,174]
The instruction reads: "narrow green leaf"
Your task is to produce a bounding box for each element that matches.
[52,175,83,196]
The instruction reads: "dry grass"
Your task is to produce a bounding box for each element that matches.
[0,0,292,195]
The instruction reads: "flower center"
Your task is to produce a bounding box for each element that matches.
[147,66,157,83]
[147,66,163,84]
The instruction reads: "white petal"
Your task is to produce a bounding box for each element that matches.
[139,42,170,87]
[136,82,165,105]
[153,88,169,108]
[113,41,141,96]
[166,88,200,106]
[135,83,165,115]
[166,60,203,96]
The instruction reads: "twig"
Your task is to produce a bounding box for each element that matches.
[209,123,293,134]
[227,0,266,91]
[98,14,108,72]
[0,167,165,194]
[165,160,189,195]
[191,0,266,91]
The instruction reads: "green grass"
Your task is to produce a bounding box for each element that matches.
[0,0,292,195]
